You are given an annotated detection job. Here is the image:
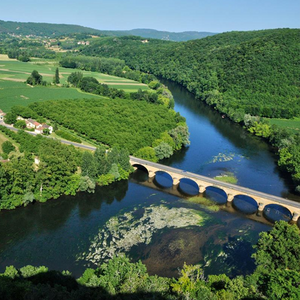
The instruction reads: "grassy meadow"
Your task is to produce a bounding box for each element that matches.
[268,118,300,133]
[0,80,102,112]
[0,55,149,89]
[0,55,149,112]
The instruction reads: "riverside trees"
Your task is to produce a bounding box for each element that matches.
[0,125,132,210]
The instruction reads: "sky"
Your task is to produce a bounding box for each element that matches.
[0,0,299,33]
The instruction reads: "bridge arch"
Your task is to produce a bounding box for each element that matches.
[205,186,227,204]
[264,204,292,223]
[178,178,199,196]
[153,171,173,189]
[232,195,258,214]
[132,163,150,174]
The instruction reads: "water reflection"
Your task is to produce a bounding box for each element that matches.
[178,178,199,196]
[233,195,259,215]
[263,204,292,223]
[153,171,173,189]
[205,186,227,205]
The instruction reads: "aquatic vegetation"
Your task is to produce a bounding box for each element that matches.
[188,196,220,212]
[209,152,244,164]
[214,172,238,184]
[79,204,206,266]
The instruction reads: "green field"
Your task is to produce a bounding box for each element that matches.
[0,55,149,112]
[0,80,102,112]
[268,118,300,132]
[0,55,149,90]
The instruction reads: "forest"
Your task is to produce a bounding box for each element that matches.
[0,221,299,299]
[0,125,132,210]
[80,29,300,120]
[10,96,187,156]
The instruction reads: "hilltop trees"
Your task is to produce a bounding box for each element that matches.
[26,70,45,86]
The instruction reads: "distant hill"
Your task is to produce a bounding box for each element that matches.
[0,20,102,37]
[100,29,216,41]
[0,20,216,41]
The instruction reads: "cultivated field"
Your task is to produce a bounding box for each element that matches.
[269,118,300,132]
[0,55,149,92]
[0,80,102,112]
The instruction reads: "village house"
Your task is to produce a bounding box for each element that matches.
[25,118,38,129]
[0,109,6,123]
[77,41,90,45]
[35,124,53,134]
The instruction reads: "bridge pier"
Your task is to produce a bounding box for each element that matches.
[256,203,266,217]
[173,178,180,186]
[227,194,234,202]
[292,213,299,222]
[148,171,156,182]
[199,185,206,194]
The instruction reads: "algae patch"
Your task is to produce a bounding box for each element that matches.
[214,172,237,184]
[78,205,205,266]
[188,197,220,212]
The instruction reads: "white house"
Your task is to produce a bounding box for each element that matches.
[0,109,6,122]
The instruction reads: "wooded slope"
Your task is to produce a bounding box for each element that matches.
[81,29,300,119]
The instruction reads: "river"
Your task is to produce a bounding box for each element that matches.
[0,80,298,278]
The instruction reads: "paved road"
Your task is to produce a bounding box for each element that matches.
[1,123,97,150]
[130,156,300,210]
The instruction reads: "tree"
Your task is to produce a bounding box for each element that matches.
[78,175,96,193]
[26,70,43,85]
[154,142,173,160]
[134,147,158,162]
[67,72,83,87]
[253,221,300,273]
[81,151,97,179]
[14,120,26,129]
[2,141,15,155]
[53,67,60,84]
[4,112,17,125]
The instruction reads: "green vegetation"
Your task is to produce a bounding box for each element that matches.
[214,173,238,184]
[188,196,220,211]
[269,118,300,133]
[0,56,149,92]
[23,98,185,154]
[81,29,300,120]
[0,80,101,112]
[0,221,299,299]
[0,125,132,210]
[0,19,104,37]
[77,29,300,192]
[55,130,81,143]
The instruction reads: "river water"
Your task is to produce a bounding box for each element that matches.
[0,81,298,278]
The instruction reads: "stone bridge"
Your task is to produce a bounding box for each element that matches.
[130,156,300,222]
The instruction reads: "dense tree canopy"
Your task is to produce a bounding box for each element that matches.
[27,98,180,154]
[80,29,300,120]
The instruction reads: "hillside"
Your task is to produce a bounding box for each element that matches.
[0,20,215,41]
[0,20,103,37]
[80,28,300,120]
